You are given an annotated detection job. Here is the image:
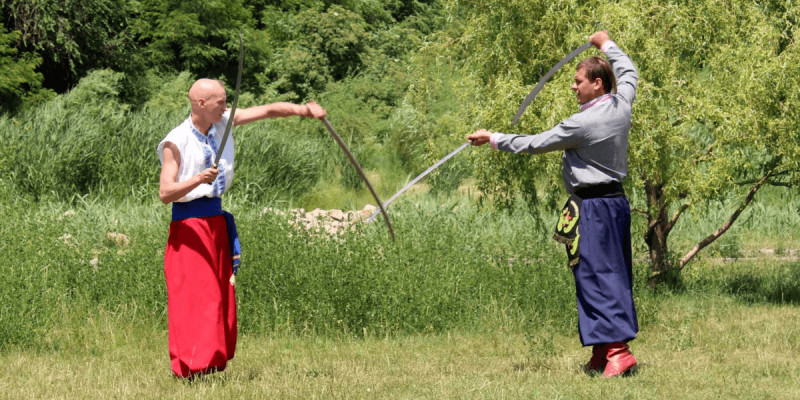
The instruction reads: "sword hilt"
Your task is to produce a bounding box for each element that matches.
[205,163,219,185]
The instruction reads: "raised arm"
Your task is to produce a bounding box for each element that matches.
[233,100,327,126]
[591,31,638,105]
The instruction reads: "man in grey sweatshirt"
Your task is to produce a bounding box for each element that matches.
[468,30,639,378]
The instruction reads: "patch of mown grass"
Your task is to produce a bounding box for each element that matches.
[2,299,799,400]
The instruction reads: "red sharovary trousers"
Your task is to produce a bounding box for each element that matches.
[164,215,237,378]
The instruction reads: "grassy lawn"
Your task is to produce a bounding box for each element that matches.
[2,194,797,399]
[2,291,798,400]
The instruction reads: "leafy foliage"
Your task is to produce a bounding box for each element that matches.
[265,5,368,100]
[0,25,47,111]
[422,0,800,283]
[1,0,140,92]
[134,0,258,85]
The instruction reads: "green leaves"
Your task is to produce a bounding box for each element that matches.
[136,0,252,78]
[419,0,800,278]
[266,5,369,100]
[0,26,45,111]
[2,0,140,92]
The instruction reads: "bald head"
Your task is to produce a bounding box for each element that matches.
[189,79,226,104]
[189,79,228,131]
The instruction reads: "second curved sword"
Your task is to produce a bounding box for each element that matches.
[367,141,471,223]
[512,42,592,126]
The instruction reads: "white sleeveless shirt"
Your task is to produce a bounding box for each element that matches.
[157,111,235,202]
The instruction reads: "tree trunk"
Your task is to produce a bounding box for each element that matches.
[641,171,774,288]
[643,178,671,288]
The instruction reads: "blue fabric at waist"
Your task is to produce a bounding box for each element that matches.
[172,197,223,221]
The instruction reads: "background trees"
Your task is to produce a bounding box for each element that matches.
[1,0,139,93]
[1,0,798,286]
[0,25,45,111]
[426,0,800,285]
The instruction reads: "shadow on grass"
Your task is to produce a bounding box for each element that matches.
[689,262,800,305]
[581,364,641,378]
[720,273,800,305]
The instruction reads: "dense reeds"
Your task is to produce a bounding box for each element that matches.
[0,70,332,204]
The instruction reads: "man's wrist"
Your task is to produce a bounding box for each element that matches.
[490,132,502,149]
[601,40,616,53]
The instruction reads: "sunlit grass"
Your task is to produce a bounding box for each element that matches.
[1,176,798,399]
[1,291,798,399]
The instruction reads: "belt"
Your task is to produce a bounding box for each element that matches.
[170,197,241,280]
[172,196,223,221]
[574,182,625,199]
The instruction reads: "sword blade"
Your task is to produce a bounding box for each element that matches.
[213,34,244,167]
[512,42,592,126]
[367,141,471,222]
[322,117,395,241]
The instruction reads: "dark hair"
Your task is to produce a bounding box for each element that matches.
[577,57,616,94]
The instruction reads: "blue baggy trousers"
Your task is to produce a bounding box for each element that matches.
[572,196,638,346]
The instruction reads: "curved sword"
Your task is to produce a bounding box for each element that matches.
[366,141,471,222]
[512,42,592,126]
[213,34,244,167]
[321,117,395,241]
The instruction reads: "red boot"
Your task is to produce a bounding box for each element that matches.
[584,344,607,373]
[603,342,637,377]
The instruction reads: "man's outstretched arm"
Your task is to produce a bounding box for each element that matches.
[233,101,327,126]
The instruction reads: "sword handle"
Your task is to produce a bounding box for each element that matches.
[204,163,219,185]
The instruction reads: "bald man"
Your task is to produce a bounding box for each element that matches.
[157,79,326,378]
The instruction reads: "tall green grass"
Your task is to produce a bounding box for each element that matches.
[0,193,591,350]
[238,198,575,337]
[0,70,333,204]
[4,181,798,351]
[0,195,169,350]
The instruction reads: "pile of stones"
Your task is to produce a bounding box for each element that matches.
[261,205,378,237]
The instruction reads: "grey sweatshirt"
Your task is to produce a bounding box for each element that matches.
[490,41,638,194]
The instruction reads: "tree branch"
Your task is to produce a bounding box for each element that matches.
[735,170,789,186]
[644,198,669,240]
[664,200,690,236]
[678,171,773,269]
[764,180,794,188]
